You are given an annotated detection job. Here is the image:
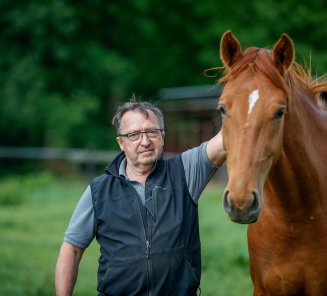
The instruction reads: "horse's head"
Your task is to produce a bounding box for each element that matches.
[219,31,294,224]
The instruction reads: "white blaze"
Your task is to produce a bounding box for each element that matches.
[248,90,259,114]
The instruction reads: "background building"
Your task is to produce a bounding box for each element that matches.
[158,84,227,183]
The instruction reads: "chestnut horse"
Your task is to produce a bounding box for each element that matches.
[217,31,327,295]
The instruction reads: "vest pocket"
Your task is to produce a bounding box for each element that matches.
[97,258,147,295]
[97,264,112,292]
[185,254,200,284]
[151,248,200,295]
[167,254,199,295]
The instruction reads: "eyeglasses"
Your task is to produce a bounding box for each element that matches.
[118,129,164,142]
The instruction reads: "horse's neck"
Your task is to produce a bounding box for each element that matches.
[266,92,327,216]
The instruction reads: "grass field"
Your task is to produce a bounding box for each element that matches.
[0,174,253,295]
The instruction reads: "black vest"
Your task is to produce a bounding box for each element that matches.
[90,152,201,296]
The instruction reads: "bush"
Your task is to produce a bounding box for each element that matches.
[21,171,53,190]
[0,172,53,206]
[0,177,24,206]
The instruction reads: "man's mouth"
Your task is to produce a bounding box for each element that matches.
[140,149,153,154]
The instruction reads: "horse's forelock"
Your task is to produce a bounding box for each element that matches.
[219,47,288,95]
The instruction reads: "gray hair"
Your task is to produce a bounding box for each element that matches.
[112,94,164,134]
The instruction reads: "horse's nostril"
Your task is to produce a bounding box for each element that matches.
[249,191,259,213]
[223,189,231,213]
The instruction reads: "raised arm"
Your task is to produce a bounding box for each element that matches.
[206,129,226,167]
[55,242,85,296]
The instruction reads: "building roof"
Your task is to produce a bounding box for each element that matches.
[157,84,222,113]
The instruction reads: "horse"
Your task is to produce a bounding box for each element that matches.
[217,31,327,295]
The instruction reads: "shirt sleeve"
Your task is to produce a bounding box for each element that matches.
[64,185,96,248]
[181,142,219,204]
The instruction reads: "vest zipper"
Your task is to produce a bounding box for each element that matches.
[145,240,151,258]
[146,210,153,296]
[119,178,152,296]
[132,182,153,296]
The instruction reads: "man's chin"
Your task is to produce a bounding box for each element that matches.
[139,154,158,164]
[140,157,155,164]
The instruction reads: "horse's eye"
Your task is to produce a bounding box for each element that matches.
[274,108,286,119]
[218,105,227,116]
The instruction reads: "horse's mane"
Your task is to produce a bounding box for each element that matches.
[217,47,327,109]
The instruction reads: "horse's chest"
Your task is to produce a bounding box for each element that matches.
[255,262,327,296]
[255,264,327,295]
[248,221,327,295]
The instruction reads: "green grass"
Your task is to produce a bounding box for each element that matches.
[0,176,253,295]
[198,185,253,295]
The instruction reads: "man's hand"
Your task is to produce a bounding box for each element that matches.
[207,129,226,167]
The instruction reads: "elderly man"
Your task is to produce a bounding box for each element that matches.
[55,98,226,296]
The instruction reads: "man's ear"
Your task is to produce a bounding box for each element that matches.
[116,137,124,151]
[161,132,165,145]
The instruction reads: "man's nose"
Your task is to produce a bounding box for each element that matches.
[140,133,151,145]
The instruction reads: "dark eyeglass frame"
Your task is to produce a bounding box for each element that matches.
[118,128,164,141]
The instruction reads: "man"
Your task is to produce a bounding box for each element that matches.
[55,98,226,296]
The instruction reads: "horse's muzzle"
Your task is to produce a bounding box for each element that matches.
[223,189,261,224]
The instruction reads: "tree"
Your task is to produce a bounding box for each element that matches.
[0,0,326,149]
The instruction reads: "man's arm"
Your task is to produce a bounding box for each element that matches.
[55,242,85,296]
[207,129,226,167]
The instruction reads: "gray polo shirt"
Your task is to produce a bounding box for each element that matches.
[64,142,218,249]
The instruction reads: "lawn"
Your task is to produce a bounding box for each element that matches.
[0,174,253,295]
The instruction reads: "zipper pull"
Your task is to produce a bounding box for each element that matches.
[145,240,151,258]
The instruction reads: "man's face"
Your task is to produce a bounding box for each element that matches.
[116,109,165,168]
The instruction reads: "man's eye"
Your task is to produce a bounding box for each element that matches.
[147,130,157,135]
[128,133,139,139]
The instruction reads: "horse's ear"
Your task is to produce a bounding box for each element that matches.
[220,30,242,68]
[272,34,294,74]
